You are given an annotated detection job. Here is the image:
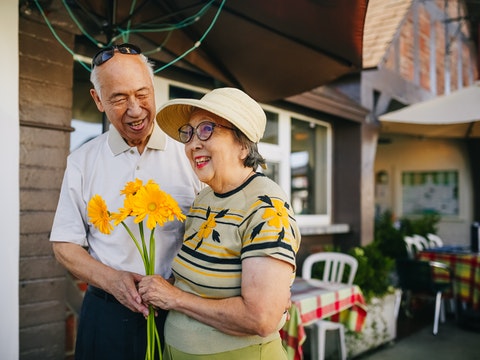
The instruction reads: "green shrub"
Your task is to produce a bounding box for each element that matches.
[374,210,406,260]
[401,212,440,236]
[374,210,440,260]
[348,243,395,301]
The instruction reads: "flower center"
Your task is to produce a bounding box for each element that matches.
[148,202,157,212]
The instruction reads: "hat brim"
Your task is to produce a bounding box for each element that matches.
[156,99,202,142]
[156,87,266,143]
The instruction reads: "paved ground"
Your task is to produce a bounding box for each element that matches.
[301,298,480,360]
[355,303,480,360]
[357,319,479,360]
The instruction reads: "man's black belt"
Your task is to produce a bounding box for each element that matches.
[88,285,120,304]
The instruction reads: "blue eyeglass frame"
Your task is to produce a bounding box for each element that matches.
[178,121,236,143]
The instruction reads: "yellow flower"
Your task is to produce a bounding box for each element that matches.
[353,247,365,257]
[87,194,113,234]
[262,198,290,229]
[160,192,186,223]
[131,182,186,230]
[87,179,184,360]
[121,178,143,196]
[197,213,217,240]
[110,194,135,226]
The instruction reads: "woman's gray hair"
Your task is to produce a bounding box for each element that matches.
[90,53,155,99]
[233,130,266,170]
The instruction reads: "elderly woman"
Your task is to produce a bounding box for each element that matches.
[139,87,301,359]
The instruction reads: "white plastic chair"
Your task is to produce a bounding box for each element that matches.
[426,233,444,248]
[404,235,424,258]
[413,234,430,249]
[301,252,358,360]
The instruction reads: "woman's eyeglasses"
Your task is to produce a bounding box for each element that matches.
[91,43,141,69]
[178,121,236,143]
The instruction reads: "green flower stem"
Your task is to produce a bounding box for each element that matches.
[154,323,162,359]
[146,307,162,360]
[146,310,153,360]
[120,221,148,270]
[139,222,150,270]
[118,222,161,359]
[149,229,156,276]
[145,228,161,359]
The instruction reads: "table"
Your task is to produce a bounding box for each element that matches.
[280,278,367,360]
[418,249,480,310]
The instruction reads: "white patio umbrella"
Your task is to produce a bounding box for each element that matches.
[379,81,480,138]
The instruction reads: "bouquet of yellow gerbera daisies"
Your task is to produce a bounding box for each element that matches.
[87,178,186,360]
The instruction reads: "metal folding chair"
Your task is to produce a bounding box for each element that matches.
[396,258,454,335]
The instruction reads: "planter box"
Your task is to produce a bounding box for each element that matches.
[346,289,402,358]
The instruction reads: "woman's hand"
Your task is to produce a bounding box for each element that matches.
[138,275,181,310]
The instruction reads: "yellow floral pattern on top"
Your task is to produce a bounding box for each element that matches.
[186,207,227,250]
[187,194,294,250]
[197,212,217,241]
[262,197,291,229]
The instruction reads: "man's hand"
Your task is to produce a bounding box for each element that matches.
[107,271,149,316]
[52,242,150,315]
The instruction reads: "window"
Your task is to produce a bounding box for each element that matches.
[263,161,280,183]
[291,118,329,215]
[263,110,279,145]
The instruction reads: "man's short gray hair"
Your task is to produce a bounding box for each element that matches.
[89,53,155,99]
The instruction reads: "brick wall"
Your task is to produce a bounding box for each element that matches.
[418,6,431,90]
[19,16,74,360]
[382,1,477,94]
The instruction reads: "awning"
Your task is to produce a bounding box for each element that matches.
[379,82,480,138]
[34,0,368,103]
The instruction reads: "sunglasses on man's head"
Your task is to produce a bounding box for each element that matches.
[91,43,142,69]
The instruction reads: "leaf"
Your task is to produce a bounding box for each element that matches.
[258,195,273,206]
[215,209,229,218]
[276,227,285,243]
[194,238,203,250]
[251,222,265,241]
[290,224,296,238]
[212,230,220,243]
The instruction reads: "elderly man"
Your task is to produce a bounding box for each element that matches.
[50,44,202,360]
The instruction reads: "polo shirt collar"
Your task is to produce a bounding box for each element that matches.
[108,122,167,155]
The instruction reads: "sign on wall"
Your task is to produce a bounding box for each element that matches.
[402,170,459,216]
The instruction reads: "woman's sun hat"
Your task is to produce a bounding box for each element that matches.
[156,87,266,143]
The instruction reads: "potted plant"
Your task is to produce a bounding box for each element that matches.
[344,210,441,358]
[373,209,440,261]
[344,243,401,358]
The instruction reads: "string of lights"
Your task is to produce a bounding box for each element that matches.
[33,0,226,74]
[154,0,225,74]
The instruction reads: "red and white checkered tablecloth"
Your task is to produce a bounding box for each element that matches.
[280,278,367,360]
[418,250,480,310]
